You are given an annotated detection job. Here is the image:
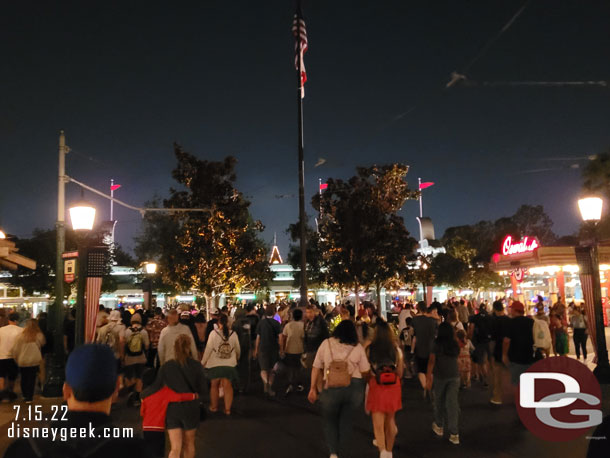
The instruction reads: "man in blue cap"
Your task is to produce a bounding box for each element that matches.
[4,344,146,458]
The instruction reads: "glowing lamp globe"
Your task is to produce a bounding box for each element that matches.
[578,197,603,222]
[0,230,5,239]
[69,203,96,231]
[144,262,157,274]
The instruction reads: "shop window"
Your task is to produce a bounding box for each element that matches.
[6,288,20,298]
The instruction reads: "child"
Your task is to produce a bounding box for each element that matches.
[400,317,415,379]
[456,330,474,388]
[140,368,198,458]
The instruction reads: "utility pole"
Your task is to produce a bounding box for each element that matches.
[43,130,67,397]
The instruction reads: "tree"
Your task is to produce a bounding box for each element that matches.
[134,144,272,312]
[313,164,418,307]
[286,220,326,286]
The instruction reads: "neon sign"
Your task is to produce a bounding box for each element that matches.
[501,235,540,256]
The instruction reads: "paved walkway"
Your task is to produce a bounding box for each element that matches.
[0,329,608,457]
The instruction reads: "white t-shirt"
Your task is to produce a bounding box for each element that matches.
[0,325,23,359]
[398,309,412,331]
[313,338,370,379]
[283,321,305,354]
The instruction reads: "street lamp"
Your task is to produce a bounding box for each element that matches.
[142,261,157,310]
[69,199,96,347]
[0,230,6,239]
[577,196,610,383]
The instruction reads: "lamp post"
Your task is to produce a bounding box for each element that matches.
[43,131,69,398]
[143,262,157,310]
[578,196,610,383]
[69,199,96,347]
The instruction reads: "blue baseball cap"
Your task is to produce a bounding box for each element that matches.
[65,344,118,402]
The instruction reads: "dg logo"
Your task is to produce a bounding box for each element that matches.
[516,356,602,442]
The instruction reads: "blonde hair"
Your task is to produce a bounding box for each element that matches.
[174,334,193,366]
[22,319,41,343]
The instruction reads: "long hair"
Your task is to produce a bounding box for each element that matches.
[174,334,193,366]
[368,320,397,365]
[218,314,229,339]
[21,319,41,343]
[435,322,459,357]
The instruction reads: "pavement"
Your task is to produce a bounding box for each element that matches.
[0,331,609,458]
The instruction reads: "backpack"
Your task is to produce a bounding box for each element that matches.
[215,330,234,359]
[533,318,552,350]
[473,314,492,343]
[369,348,399,386]
[125,326,144,356]
[100,323,117,352]
[325,340,354,389]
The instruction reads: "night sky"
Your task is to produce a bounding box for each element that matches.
[2,0,610,257]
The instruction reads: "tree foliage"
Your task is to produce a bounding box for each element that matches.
[309,164,418,303]
[134,144,272,305]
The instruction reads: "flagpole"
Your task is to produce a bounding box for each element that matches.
[418,177,423,218]
[296,0,308,307]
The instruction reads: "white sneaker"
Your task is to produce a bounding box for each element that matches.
[432,422,444,437]
[372,439,378,447]
[449,434,460,445]
[330,454,338,458]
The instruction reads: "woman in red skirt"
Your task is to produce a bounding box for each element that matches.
[366,320,404,458]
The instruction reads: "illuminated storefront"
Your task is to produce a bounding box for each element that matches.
[491,235,610,323]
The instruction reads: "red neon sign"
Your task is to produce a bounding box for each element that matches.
[501,235,540,256]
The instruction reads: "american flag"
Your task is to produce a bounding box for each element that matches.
[85,277,103,343]
[292,9,308,98]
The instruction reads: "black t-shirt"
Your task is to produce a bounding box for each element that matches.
[469,312,492,345]
[412,315,438,358]
[246,314,260,341]
[431,342,459,379]
[507,316,534,364]
[256,317,281,354]
[490,314,511,362]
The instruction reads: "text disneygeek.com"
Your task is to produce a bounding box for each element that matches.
[8,423,134,442]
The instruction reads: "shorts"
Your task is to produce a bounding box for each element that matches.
[472,342,490,364]
[415,356,429,374]
[283,353,302,368]
[123,363,145,379]
[0,359,18,381]
[166,399,200,430]
[258,351,279,372]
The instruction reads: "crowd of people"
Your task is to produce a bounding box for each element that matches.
[0,294,596,457]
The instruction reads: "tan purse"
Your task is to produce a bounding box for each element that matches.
[325,340,355,389]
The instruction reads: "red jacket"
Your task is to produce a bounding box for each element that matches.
[140,386,197,431]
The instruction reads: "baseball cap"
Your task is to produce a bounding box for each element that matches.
[180,311,191,319]
[130,313,142,323]
[108,310,121,322]
[65,344,118,402]
[511,301,525,314]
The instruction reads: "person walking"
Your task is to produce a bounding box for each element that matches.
[158,309,198,366]
[489,300,511,405]
[201,314,240,415]
[96,310,126,388]
[550,312,568,356]
[308,320,370,458]
[11,319,45,403]
[366,320,403,458]
[144,334,205,458]
[456,330,473,388]
[468,304,492,386]
[411,302,438,400]
[254,304,282,396]
[570,306,588,360]
[0,312,23,402]
[145,307,167,367]
[120,313,149,406]
[502,301,535,387]
[304,304,329,392]
[281,308,305,394]
[426,322,461,445]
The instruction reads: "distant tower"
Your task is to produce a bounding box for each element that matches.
[269,232,283,265]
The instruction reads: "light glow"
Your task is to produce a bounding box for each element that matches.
[69,203,96,231]
[144,262,157,274]
[578,197,603,222]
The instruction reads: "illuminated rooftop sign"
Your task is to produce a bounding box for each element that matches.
[501,235,540,256]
